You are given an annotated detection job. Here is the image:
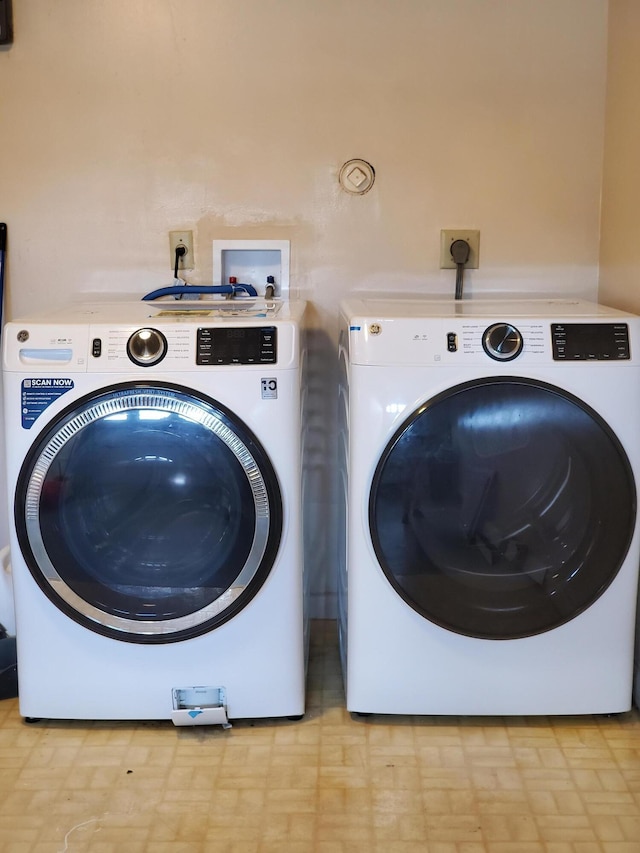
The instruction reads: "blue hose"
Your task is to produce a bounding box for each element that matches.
[142,283,258,301]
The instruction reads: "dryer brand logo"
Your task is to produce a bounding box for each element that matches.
[21,378,75,430]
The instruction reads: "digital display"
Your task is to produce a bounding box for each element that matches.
[196,326,277,365]
[551,323,630,361]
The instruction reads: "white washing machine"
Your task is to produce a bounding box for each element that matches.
[3,297,307,724]
[339,297,640,716]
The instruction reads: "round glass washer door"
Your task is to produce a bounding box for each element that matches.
[369,377,636,640]
[15,382,283,643]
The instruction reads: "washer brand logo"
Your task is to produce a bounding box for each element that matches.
[23,378,74,388]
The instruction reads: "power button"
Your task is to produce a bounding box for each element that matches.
[92,338,102,358]
[447,332,458,353]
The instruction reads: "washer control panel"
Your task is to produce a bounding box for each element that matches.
[551,323,630,361]
[196,326,277,365]
[87,324,278,368]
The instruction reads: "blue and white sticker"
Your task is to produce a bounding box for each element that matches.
[21,378,74,429]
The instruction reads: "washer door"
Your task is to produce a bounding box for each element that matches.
[15,382,282,643]
[369,377,636,639]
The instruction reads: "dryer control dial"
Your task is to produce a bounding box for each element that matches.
[127,328,168,367]
[482,322,523,361]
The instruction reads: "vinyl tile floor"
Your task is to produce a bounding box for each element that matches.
[1,620,639,853]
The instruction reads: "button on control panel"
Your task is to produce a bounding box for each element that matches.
[196,326,278,365]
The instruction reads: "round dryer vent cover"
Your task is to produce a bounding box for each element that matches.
[339,159,375,195]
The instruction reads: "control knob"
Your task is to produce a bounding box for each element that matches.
[482,322,523,361]
[127,328,168,367]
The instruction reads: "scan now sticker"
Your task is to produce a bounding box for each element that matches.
[21,379,74,429]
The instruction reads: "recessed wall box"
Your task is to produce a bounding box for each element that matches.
[213,240,290,298]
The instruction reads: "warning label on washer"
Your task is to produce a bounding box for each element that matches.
[261,378,278,399]
[21,378,74,429]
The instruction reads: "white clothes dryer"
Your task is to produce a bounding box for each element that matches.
[339,297,640,716]
[3,298,307,724]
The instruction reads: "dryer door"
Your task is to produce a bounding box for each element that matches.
[15,382,282,643]
[369,377,636,639]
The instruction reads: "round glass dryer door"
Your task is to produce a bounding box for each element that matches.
[15,383,283,643]
[369,377,636,639]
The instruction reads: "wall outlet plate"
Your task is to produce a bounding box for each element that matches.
[169,231,194,271]
[440,229,480,269]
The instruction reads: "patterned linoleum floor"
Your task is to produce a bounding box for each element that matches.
[0,620,639,852]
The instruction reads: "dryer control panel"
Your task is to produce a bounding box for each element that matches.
[551,323,630,361]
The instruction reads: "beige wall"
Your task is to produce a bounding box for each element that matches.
[600,0,640,312]
[0,1,609,616]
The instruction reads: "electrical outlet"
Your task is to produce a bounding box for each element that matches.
[169,230,194,271]
[440,229,480,269]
